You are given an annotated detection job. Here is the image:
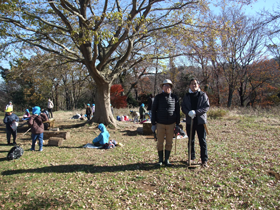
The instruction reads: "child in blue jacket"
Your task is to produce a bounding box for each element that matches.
[92,123,110,146]
[3,107,19,145]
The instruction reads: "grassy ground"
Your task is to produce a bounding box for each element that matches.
[0,107,279,209]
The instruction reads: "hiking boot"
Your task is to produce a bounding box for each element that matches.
[164,150,172,166]
[158,151,163,166]
[13,142,17,145]
[201,161,209,168]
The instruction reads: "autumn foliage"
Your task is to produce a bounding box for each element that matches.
[110,84,127,108]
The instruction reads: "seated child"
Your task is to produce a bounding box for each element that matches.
[22,109,31,120]
[92,123,110,146]
[130,110,140,123]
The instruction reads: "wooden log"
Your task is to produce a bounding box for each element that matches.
[44,131,70,140]
[43,119,55,130]
[48,137,64,147]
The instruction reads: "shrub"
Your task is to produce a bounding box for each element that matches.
[126,94,138,107]
[208,108,228,119]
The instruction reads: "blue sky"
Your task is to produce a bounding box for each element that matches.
[245,0,277,13]
[209,0,277,15]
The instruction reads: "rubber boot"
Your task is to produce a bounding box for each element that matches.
[158,151,163,166]
[165,150,172,166]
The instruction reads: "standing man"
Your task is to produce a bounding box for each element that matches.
[181,79,210,168]
[47,98,54,118]
[151,79,180,166]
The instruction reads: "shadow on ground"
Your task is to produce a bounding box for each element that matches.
[120,129,140,136]
[2,162,188,175]
[58,121,89,130]
[1,194,72,209]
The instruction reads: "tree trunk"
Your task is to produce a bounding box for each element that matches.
[55,83,59,111]
[215,73,221,106]
[154,55,159,96]
[227,85,234,108]
[92,82,116,126]
[238,84,245,107]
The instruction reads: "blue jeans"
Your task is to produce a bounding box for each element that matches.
[31,133,44,151]
[149,110,152,118]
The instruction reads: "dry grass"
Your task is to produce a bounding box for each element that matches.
[0,107,279,209]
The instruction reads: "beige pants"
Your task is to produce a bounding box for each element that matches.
[157,123,175,151]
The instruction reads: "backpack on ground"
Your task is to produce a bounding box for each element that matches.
[7,146,24,161]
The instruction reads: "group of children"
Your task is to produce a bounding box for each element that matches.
[3,102,49,151]
[128,103,150,123]
[85,104,95,120]
[3,100,149,151]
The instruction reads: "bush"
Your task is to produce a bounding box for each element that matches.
[126,94,138,107]
[208,108,228,119]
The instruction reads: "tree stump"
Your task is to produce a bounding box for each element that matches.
[143,121,153,135]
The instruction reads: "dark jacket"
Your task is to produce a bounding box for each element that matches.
[147,97,154,110]
[181,91,210,125]
[152,92,180,125]
[86,107,92,115]
[28,113,48,134]
[3,113,19,129]
[139,106,147,116]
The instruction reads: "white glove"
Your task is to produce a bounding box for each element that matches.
[188,110,196,119]
[151,125,157,133]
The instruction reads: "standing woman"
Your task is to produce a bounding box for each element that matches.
[47,98,54,118]
[181,79,210,167]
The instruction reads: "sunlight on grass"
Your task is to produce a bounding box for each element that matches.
[0,108,279,209]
